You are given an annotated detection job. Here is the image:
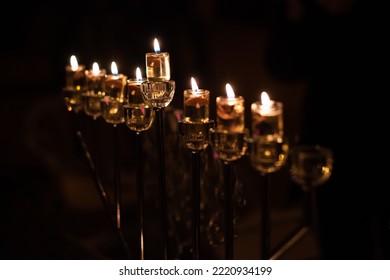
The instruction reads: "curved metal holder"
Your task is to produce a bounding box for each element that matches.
[101,96,126,230]
[124,103,155,260]
[178,120,215,259]
[210,129,249,260]
[247,135,289,259]
[140,80,175,260]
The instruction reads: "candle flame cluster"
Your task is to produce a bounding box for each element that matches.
[66,38,284,139]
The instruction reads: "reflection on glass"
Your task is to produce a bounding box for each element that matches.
[249,135,289,175]
[210,129,249,162]
[101,96,125,126]
[216,96,245,133]
[124,104,154,134]
[289,145,333,191]
[63,88,83,113]
[183,90,210,123]
[178,120,214,152]
[82,91,103,120]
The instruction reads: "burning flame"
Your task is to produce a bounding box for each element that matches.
[111,61,118,75]
[226,83,235,99]
[92,62,100,76]
[191,77,199,94]
[70,55,78,71]
[154,38,160,53]
[261,91,271,106]
[136,67,142,81]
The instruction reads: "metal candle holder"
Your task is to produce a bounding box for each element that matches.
[124,78,155,260]
[82,65,106,120]
[140,80,175,259]
[178,120,215,259]
[101,96,126,229]
[248,134,289,259]
[101,64,127,228]
[209,128,249,259]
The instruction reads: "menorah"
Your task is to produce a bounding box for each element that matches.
[62,39,333,260]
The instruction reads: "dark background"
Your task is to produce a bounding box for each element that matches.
[0,0,387,260]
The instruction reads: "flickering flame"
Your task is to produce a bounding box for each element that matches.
[191,77,199,94]
[136,67,142,81]
[154,38,160,53]
[260,91,272,114]
[70,55,78,71]
[92,62,100,76]
[226,83,235,99]
[111,61,118,75]
[261,91,271,107]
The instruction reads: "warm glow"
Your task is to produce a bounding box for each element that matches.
[226,83,235,99]
[70,55,78,71]
[92,62,100,75]
[261,91,271,107]
[136,67,142,80]
[111,61,118,75]
[154,38,160,53]
[191,77,199,93]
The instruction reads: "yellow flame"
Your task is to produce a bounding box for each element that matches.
[226,83,235,99]
[154,38,160,53]
[92,62,100,76]
[191,77,199,93]
[261,91,271,106]
[70,55,78,71]
[111,61,118,75]
[136,67,142,80]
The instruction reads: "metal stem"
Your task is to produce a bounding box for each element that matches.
[113,126,121,229]
[192,151,201,259]
[154,108,168,260]
[135,132,145,260]
[224,162,234,260]
[260,173,271,260]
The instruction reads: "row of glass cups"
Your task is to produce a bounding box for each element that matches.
[64,69,333,190]
[63,67,175,133]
